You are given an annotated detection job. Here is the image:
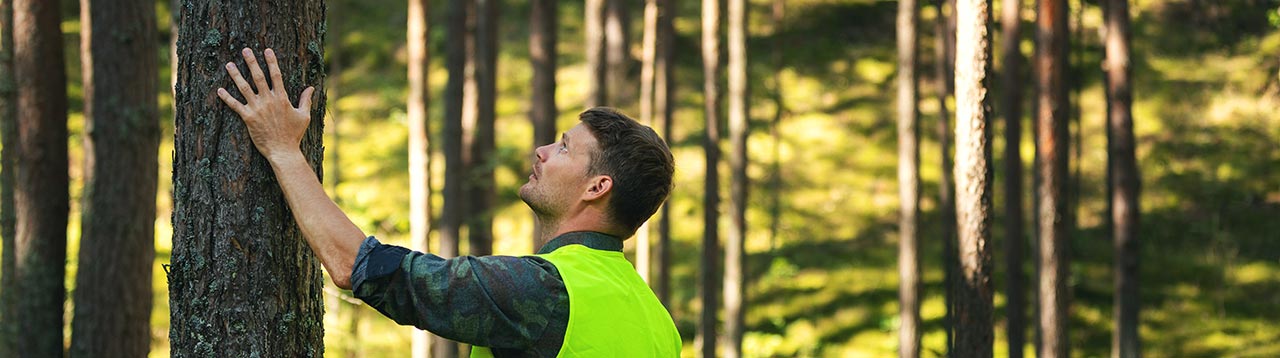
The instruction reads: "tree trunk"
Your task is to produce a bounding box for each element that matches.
[169,0,327,356]
[467,0,497,258]
[71,0,159,355]
[931,0,957,353]
[722,0,747,355]
[1035,0,1070,356]
[436,0,467,356]
[10,0,70,354]
[1000,0,1028,356]
[653,0,674,308]
[407,0,436,355]
[606,0,632,110]
[953,0,993,356]
[1104,0,1140,357]
[529,0,557,248]
[699,0,721,355]
[637,0,658,283]
[896,0,921,357]
[0,0,18,354]
[585,0,607,107]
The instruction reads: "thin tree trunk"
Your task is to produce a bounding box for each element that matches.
[71,0,159,355]
[699,0,721,355]
[530,0,558,249]
[722,0,747,355]
[437,0,467,355]
[953,0,994,356]
[407,0,437,355]
[1035,0,1071,356]
[1104,0,1140,357]
[768,0,784,251]
[585,0,607,107]
[653,0,674,308]
[10,0,69,354]
[0,0,18,354]
[931,0,957,353]
[467,0,496,258]
[170,0,327,355]
[637,0,658,283]
[896,0,921,357]
[1001,0,1028,356]
[606,0,632,109]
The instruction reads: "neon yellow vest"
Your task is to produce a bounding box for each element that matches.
[471,244,682,357]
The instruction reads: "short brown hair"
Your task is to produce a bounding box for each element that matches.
[579,107,675,236]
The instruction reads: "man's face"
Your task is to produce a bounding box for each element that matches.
[519,123,599,217]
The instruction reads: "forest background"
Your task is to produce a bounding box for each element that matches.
[2,0,1279,356]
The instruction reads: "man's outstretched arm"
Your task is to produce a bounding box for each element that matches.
[216,47,364,289]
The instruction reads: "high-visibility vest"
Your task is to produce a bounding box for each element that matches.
[471,244,681,357]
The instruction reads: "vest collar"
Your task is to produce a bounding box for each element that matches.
[536,231,624,254]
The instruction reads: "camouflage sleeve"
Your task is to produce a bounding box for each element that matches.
[350,237,568,351]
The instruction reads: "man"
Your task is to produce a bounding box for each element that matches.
[215,48,681,357]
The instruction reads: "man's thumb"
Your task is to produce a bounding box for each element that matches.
[297,86,316,112]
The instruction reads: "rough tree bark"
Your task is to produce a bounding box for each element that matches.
[1035,0,1071,356]
[529,0,558,247]
[953,0,994,356]
[722,0,747,355]
[169,0,327,356]
[1104,0,1141,357]
[436,0,467,355]
[896,0,921,357]
[9,0,70,354]
[407,0,436,355]
[71,0,160,355]
[585,0,607,107]
[699,0,721,355]
[1000,0,1028,356]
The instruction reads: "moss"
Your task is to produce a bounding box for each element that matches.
[202,28,221,48]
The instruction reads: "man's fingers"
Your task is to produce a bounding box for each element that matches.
[216,88,248,115]
[265,48,286,93]
[242,48,271,93]
[225,62,255,97]
[297,86,316,113]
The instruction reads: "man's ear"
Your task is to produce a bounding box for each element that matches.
[582,175,613,202]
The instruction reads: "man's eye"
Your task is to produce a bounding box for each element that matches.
[559,143,568,152]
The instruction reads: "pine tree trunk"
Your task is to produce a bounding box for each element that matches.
[10,0,70,354]
[436,0,466,355]
[896,0,921,357]
[722,0,747,355]
[699,0,721,355]
[953,0,994,356]
[931,0,957,353]
[529,0,558,248]
[0,0,19,354]
[653,0,674,307]
[585,0,607,107]
[1000,0,1028,356]
[467,0,497,258]
[71,0,160,355]
[636,0,659,283]
[1104,0,1140,357]
[406,0,437,355]
[1035,0,1070,356]
[169,1,327,356]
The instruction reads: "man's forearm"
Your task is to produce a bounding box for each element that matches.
[268,150,365,289]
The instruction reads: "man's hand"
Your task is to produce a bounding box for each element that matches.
[216,47,316,161]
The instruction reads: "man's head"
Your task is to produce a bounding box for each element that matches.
[519,107,675,238]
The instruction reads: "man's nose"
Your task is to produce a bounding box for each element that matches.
[534,144,551,161]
